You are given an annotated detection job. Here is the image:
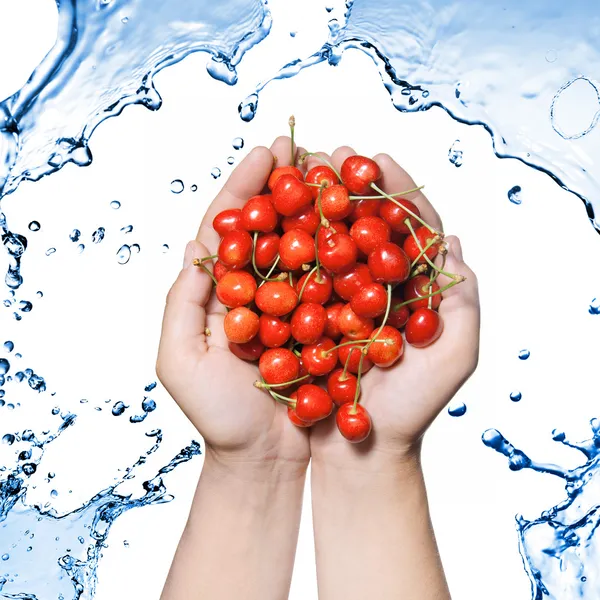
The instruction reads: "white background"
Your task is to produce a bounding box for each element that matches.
[1,1,600,599]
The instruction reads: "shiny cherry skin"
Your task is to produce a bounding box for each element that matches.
[305,165,339,200]
[405,308,444,348]
[259,348,300,386]
[403,275,441,311]
[255,281,299,316]
[281,204,320,236]
[350,216,391,256]
[367,325,404,367]
[287,402,311,428]
[319,185,352,221]
[301,336,338,376]
[223,306,260,344]
[213,208,242,237]
[333,264,373,301]
[338,304,375,340]
[327,368,358,406]
[213,260,231,282]
[279,229,316,271]
[340,155,381,195]
[379,197,421,234]
[387,291,411,329]
[296,270,333,304]
[258,314,291,348]
[367,242,411,284]
[316,221,349,246]
[240,194,278,232]
[318,233,357,274]
[267,166,303,191]
[349,198,380,222]
[253,232,280,269]
[350,282,388,318]
[403,226,440,263]
[272,174,313,217]
[336,403,372,443]
[229,336,265,362]
[295,384,334,423]
[291,303,327,345]
[337,338,374,374]
[218,230,253,269]
[325,302,345,340]
[216,271,257,308]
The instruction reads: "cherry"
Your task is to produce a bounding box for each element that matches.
[259,348,300,386]
[333,264,373,301]
[350,216,391,256]
[405,308,444,348]
[349,198,380,222]
[223,306,260,344]
[216,271,257,308]
[291,302,327,344]
[267,166,303,191]
[229,336,265,362]
[324,302,345,340]
[301,336,338,376]
[297,270,333,304]
[213,208,242,237]
[338,304,375,340]
[255,281,298,316]
[253,232,280,270]
[258,314,291,348]
[305,165,339,199]
[279,229,316,271]
[340,155,381,195]
[316,221,349,246]
[288,402,311,428]
[327,368,358,406]
[272,174,313,217]
[387,290,411,329]
[336,403,372,443]
[403,226,440,264]
[218,230,253,269]
[319,185,352,221]
[337,338,374,374]
[213,260,231,282]
[281,204,320,236]
[350,282,388,318]
[403,275,441,311]
[318,233,357,274]
[367,325,403,367]
[379,198,421,234]
[295,384,334,423]
[367,242,410,284]
[241,194,278,232]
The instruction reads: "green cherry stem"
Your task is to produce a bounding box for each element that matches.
[349,185,425,200]
[392,277,464,311]
[289,115,296,166]
[192,259,218,286]
[298,266,318,301]
[351,353,365,413]
[364,284,393,351]
[255,374,310,389]
[341,347,354,381]
[409,231,442,268]
[405,220,458,280]
[252,232,287,282]
[324,338,387,355]
[299,152,341,181]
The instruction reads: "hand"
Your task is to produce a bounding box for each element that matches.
[156,137,310,476]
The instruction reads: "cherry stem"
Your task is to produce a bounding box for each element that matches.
[410,263,429,278]
[364,284,393,353]
[324,338,388,355]
[428,252,445,309]
[194,255,218,262]
[316,182,330,229]
[192,259,218,286]
[351,352,365,413]
[392,277,464,310]
[349,185,425,201]
[409,231,442,268]
[298,266,318,301]
[252,233,286,282]
[299,152,341,181]
[289,115,296,166]
[341,347,354,380]
[255,374,310,389]
[405,220,459,280]
[266,388,294,407]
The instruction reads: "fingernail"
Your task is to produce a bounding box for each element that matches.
[183,241,196,268]
[449,237,463,262]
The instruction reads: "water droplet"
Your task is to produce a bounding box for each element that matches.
[110,200,121,209]
[129,414,147,423]
[121,16,129,23]
[69,229,81,242]
[19,300,33,313]
[545,49,558,63]
[123,540,129,547]
[508,185,522,205]
[28,221,41,232]
[518,349,530,360]
[22,463,36,476]
[2,554,9,561]
[510,391,522,402]
[0,359,10,375]
[28,374,46,392]
[2,434,15,445]
[589,298,600,314]
[142,397,156,413]
[170,179,184,194]
[77,243,85,254]
[13,312,22,321]
[190,184,198,192]
[448,402,467,417]
[92,227,105,243]
[51,407,60,415]
[121,225,133,234]
[162,244,169,253]
[116,244,131,265]
[211,167,221,179]
[48,472,55,479]
[145,381,157,392]
[26,546,32,552]
[448,140,463,167]
[3,341,14,352]
[14,353,21,359]
[227,156,235,165]
[36,291,43,297]
[112,401,127,416]
[290,31,297,38]
[325,6,333,12]
[45,247,56,256]
[131,244,140,253]
[50,489,58,497]
[232,137,244,150]
[78,536,85,544]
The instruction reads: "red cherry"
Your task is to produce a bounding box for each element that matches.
[367,325,404,367]
[281,204,320,236]
[229,336,264,361]
[291,303,327,345]
[319,185,352,221]
[387,291,411,329]
[301,336,338,376]
[213,260,230,282]
[305,165,339,200]
[213,208,242,236]
[379,198,421,234]
[279,229,316,271]
[267,166,303,191]
[340,155,381,195]
[350,283,388,318]
[240,194,278,232]
[259,348,300,386]
[367,242,411,284]
[316,221,349,246]
[349,198,380,222]
[327,369,358,406]
[223,307,260,344]
[405,308,444,348]
[350,216,391,255]
[218,230,253,269]
[325,302,344,340]
[258,314,291,348]
[336,403,372,443]
[338,304,374,340]
[333,264,373,301]
[318,233,357,274]
[295,384,334,423]
[255,281,298,316]
[296,270,333,305]
[337,338,374,374]
[403,275,441,311]
[216,271,257,308]
[287,402,311,428]
[403,227,440,264]
[272,175,313,217]
[253,233,280,270]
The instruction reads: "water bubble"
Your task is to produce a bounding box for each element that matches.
[92,227,105,243]
[110,200,121,209]
[545,49,558,63]
[28,221,41,232]
[3,341,14,352]
[162,244,169,253]
[211,167,221,179]
[588,298,600,314]
[19,300,33,313]
[121,225,133,234]
[45,247,56,256]
[131,244,140,253]
[77,243,85,254]
[145,381,157,392]
[69,229,81,242]
[190,184,198,192]
[232,137,244,150]
[112,401,127,416]
[227,156,235,165]
[510,391,522,402]
[0,359,10,375]
[142,397,156,413]
[448,140,463,167]
[518,349,531,360]
[508,185,522,205]
[170,179,184,194]
[448,402,467,417]
[116,244,131,265]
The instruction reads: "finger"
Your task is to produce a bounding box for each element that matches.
[331,146,356,173]
[372,153,443,233]
[296,146,308,175]
[270,135,296,168]
[304,151,332,174]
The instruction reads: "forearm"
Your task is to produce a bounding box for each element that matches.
[161,450,307,600]
[311,451,450,600]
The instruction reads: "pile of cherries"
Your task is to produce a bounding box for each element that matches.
[198,131,463,443]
